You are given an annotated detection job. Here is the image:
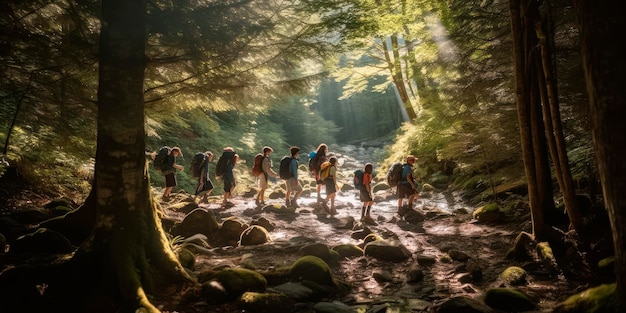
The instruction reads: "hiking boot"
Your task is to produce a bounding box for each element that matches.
[291,200,300,208]
[285,199,291,207]
[317,195,324,203]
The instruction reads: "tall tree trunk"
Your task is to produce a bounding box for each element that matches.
[574,0,626,309]
[70,0,193,311]
[382,37,418,121]
[510,0,545,237]
[535,1,582,231]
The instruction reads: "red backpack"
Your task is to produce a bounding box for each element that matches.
[252,153,264,176]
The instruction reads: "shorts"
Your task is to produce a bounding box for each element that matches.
[223,176,234,192]
[285,177,302,193]
[324,178,336,194]
[397,182,417,198]
[164,173,177,187]
[359,187,373,202]
[257,173,269,189]
[196,179,214,195]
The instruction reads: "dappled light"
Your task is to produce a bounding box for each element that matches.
[1,0,624,312]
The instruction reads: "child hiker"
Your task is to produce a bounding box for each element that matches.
[360,163,376,224]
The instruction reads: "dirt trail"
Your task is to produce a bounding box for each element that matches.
[180,178,575,312]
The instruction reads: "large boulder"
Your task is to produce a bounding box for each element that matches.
[173,208,219,238]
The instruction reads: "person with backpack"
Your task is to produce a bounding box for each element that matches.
[161,146,184,201]
[284,146,304,208]
[309,143,329,203]
[321,156,338,216]
[216,147,238,207]
[359,163,376,224]
[254,146,279,206]
[193,151,214,203]
[398,155,420,215]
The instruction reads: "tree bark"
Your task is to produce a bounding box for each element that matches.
[573,0,626,309]
[510,0,545,237]
[383,36,418,121]
[69,0,193,311]
[534,2,582,231]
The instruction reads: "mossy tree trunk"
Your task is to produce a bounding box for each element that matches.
[573,0,626,310]
[70,0,193,311]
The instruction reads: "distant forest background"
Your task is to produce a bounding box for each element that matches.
[1,0,593,203]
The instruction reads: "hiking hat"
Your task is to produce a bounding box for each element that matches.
[263,146,273,153]
[406,155,416,162]
[171,147,183,156]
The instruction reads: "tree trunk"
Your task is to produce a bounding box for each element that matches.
[70,0,193,311]
[383,37,418,121]
[573,0,626,309]
[534,2,582,231]
[510,0,545,237]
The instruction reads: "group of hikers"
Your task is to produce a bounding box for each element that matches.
[150,143,421,223]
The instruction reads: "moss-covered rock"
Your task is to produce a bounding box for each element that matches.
[239,225,271,246]
[176,247,195,270]
[483,288,536,312]
[202,267,268,303]
[289,255,335,287]
[553,283,618,313]
[219,217,249,243]
[472,203,502,223]
[165,201,199,214]
[500,266,527,285]
[505,231,534,261]
[331,244,364,259]
[237,291,295,312]
[174,208,219,238]
[261,203,296,214]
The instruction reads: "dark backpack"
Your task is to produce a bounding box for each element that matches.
[354,169,364,189]
[190,152,207,178]
[153,146,171,172]
[252,153,264,177]
[215,150,235,177]
[279,156,293,179]
[386,162,404,187]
